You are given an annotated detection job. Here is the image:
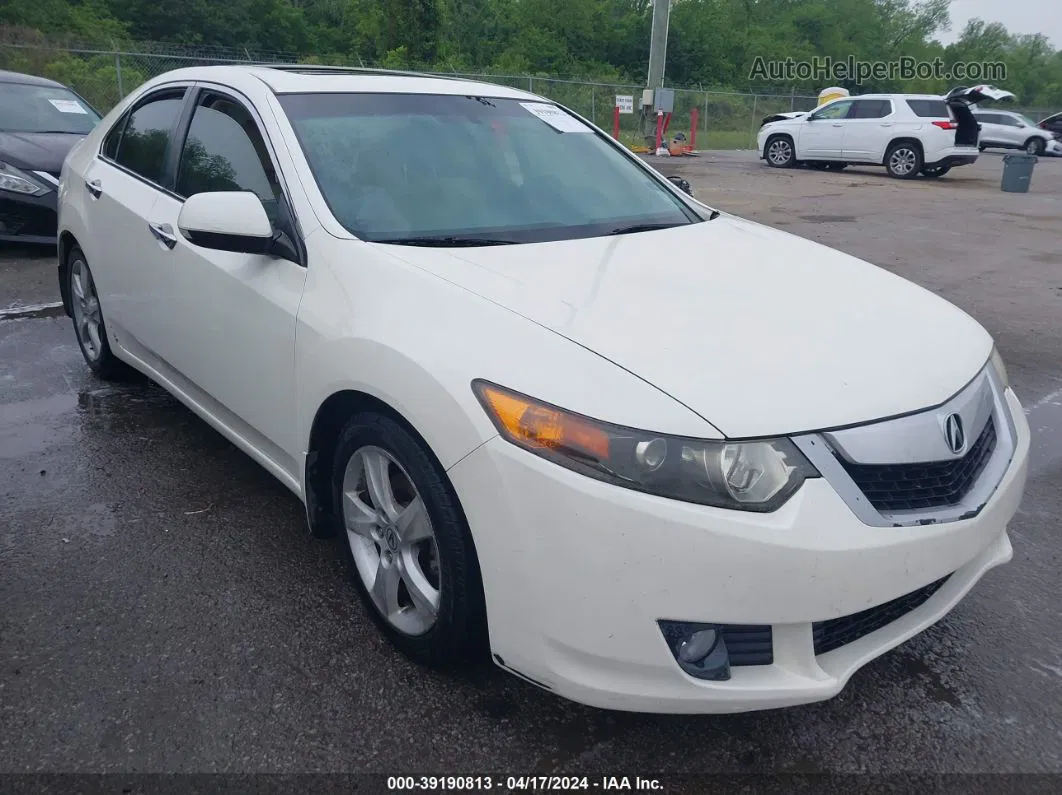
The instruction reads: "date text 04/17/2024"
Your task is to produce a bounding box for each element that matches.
[386,776,664,791]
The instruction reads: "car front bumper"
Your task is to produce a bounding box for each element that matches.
[448,387,1030,714]
[0,189,58,245]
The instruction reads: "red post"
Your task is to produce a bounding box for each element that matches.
[655,111,664,152]
[662,112,672,137]
[690,107,698,151]
[613,105,620,140]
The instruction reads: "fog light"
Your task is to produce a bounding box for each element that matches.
[658,620,731,681]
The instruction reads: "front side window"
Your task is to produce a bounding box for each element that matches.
[111,89,187,185]
[277,92,698,244]
[0,82,101,134]
[176,92,282,223]
[810,100,854,121]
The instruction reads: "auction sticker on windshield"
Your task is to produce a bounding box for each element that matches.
[48,99,88,114]
[519,102,592,133]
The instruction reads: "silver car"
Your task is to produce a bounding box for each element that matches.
[972,110,1057,155]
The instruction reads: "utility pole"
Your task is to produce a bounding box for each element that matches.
[646,0,671,91]
[643,0,672,143]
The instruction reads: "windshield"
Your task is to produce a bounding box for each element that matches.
[278,92,699,245]
[0,82,101,134]
[1015,114,1038,127]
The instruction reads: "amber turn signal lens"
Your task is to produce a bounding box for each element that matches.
[474,382,610,460]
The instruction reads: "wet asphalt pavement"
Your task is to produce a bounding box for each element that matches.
[1,152,1061,785]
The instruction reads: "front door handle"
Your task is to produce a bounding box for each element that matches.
[832,123,843,127]
[148,221,178,250]
[880,122,894,127]
[85,178,102,199]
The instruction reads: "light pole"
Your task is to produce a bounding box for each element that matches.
[643,0,672,145]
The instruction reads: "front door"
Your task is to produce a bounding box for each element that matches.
[148,88,308,476]
[797,99,854,159]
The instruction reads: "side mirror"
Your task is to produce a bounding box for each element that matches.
[178,191,273,254]
[666,174,694,196]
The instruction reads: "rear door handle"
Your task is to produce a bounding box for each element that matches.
[148,221,178,250]
[880,122,894,127]
[85,178,102,199]
[832,123,843,127]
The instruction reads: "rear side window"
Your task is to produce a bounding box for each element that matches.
[848,100,891,119]
[906,99,949,118]
[110,89,186,185]
[175,91,283,223]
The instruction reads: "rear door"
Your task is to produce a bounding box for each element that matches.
[796,99,854,158]
[973,113,1005,146]
[81,85,190,357]
[840,99,895,161]
[146,85,308,474]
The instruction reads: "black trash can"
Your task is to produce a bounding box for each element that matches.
[1001,153,1037,193]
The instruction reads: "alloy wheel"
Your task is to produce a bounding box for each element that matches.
[70,258,103,362]
[888,147,917,176]
[767,139,793,166]
[341,445,441,636]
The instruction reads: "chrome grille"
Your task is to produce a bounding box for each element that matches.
[837,417,996,512]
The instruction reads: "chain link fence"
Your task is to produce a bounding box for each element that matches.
[2,38,1055,151]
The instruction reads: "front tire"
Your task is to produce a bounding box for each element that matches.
[765,135,796,168]
[332,412,486,668]
[885,142,923,179]
[67,246,129,380]
[1025,137,1045,155]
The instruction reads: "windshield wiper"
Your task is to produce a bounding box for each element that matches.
[372,236,519,247]
[608,222,684,235]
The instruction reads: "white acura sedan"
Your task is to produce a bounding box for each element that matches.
[56,65,1030,714]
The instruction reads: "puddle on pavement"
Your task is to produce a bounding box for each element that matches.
[798,214,858,223]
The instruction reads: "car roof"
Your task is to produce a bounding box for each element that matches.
[144,64,541,100]
[0,69,67,88]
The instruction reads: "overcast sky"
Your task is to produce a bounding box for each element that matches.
[938,0,1060,48]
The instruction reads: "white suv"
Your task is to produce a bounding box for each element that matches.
[56,65,1029,714]
[758,86,1015,179]
[972,109,1059,156]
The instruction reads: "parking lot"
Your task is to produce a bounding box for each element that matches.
[2,150,1061,782]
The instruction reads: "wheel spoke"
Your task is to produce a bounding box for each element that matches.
[370,558,402,619]
[86,322,101,355]
[342,490,378,538]
[400,553,440,619]
[72,269,85,301]
[396,496,431,543]
[361,450,399,522]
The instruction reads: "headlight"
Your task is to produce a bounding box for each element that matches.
[0,162,49,196]
[989,346,1009,388]
[472,380,819,512]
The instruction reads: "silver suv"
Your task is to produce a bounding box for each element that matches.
[972,109,1057,155]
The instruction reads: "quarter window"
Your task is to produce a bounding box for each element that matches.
[110,89,186,185]
[176,92,282,223]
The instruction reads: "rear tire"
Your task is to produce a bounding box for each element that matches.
[66,246,130,381]
[764,135,796,168]
[921,165,951,178]
[331,411,487,668]
[885,142,923,179]
[1024,137,1045,155]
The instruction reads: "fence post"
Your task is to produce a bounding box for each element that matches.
[703,92,709,137]
[528,76,533,93]
[749,94,758,150]
[115,50,124,99]
[591,85,596,124]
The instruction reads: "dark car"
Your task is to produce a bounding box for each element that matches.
[0,69,102,244]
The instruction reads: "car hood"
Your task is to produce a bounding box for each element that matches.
[0,131,85,173]
[380,216,992,438]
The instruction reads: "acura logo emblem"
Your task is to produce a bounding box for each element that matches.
[943,413,966,455]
